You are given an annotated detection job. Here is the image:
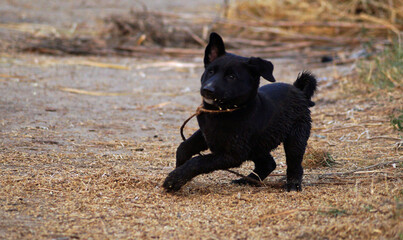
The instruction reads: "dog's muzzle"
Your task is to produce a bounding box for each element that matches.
[201,84,218,105]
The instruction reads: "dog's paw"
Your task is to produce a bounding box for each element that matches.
[285,182,302,192]
[163,170,187,192]
[231,178,261,186]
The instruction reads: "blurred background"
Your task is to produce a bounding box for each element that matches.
[1,0,401,64]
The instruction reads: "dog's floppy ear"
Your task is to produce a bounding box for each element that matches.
[247,57,276,82]
[204,32,226,67]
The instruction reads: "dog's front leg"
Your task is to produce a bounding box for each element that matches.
[163,153,242,192]
[176,130,208,168]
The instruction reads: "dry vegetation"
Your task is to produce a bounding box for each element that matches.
[0,0,402,239]
[10,0,401,61]
[1,85,402,239]
[227,0,402,38]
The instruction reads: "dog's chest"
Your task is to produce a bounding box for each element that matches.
[197,114,249,154]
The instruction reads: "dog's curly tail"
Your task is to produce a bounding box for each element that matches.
[294,71,317,107]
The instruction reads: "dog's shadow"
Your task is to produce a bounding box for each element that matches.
[169,180,287,197]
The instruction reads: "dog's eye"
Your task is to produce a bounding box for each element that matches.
[207,70,214,76]
[227,74,236,80]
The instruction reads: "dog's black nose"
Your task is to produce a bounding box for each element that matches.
[201,85,215,98]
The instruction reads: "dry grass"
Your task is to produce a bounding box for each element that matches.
[0,61,402,239]
[228,0,403,41]
[0,141,401,239]
[303,147,336,169]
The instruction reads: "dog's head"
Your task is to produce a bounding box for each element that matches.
[201,32,275,109]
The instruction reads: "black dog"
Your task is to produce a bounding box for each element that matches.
[163,32,317,192]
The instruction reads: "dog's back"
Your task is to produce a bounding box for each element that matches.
[255,78,316,145]
[259,72,316,107]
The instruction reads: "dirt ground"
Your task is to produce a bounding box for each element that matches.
[0,1,402,239]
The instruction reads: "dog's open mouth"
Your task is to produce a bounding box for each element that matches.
[203,97,215,105]
[203,97,242,110]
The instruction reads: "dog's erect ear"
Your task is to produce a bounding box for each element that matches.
[204,32,226,67]
[248,57,276,82]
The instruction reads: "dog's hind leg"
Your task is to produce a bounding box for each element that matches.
[283,126,310,192]
[232,153,276,186]
[176,130,208,168]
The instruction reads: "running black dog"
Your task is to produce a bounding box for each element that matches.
[163,32,317,192]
